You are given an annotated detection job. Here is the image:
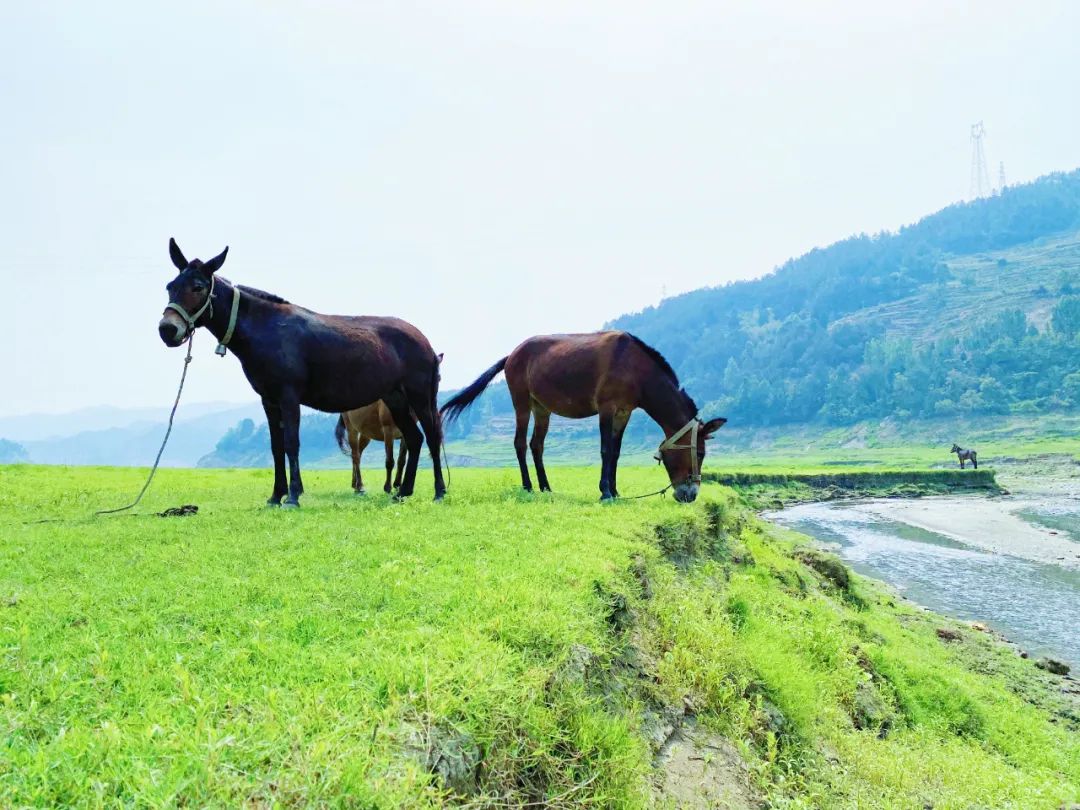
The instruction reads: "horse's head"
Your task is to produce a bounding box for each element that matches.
[657,417,727,502]
[950,443,961,454]
[158,238,229,347]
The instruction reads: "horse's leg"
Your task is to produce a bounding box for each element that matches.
[410,396,446,500]
[406,384,447,498]
[394,439,407,489]
[972,453,978,470]
[353,435,370,494]
[514,405,533,492]
[609,411,630,498]
[262,399,287,506]
[385,391,422,498]
[530,405,552,492]
[382,427,395,493]
[349,425,359,490]
[281,397,304,507]
[598,410,615,501]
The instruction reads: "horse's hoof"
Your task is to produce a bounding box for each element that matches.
[434,492,445,502]
[599,494,615,502]
[265,499,280,508]
[354,489,367,496]
[282,500,300,510]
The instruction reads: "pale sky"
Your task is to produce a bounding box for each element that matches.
[3,1,1079,417]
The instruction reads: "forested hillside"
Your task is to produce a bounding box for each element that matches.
[610,170,1080,426]
[198,412,342,468]
[0,439,29,464]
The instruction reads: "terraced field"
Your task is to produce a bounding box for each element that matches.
[832,231,1080,342]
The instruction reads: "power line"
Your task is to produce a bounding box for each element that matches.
[969,121,991,200]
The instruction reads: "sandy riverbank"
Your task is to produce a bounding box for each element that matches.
[858,495,1080,569]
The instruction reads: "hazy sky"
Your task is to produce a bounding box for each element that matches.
[4,1,1079,417]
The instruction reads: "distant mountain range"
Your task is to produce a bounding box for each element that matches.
[0,402,264,467]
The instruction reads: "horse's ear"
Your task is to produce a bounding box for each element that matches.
[702,417,727,439]
[202,246,229,274]
[436,352,444,364]
[169,237,188,270]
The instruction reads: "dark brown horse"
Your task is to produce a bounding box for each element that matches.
[950,443,978,469]
[441,332,726,502]
[334,401,410,495]
[158,239,445,506]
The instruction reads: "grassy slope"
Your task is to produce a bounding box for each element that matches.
[1,465,1077,808]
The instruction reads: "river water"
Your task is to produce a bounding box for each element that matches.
[766,499,1080,667]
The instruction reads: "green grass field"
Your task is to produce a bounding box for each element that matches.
[1,465,1078,808]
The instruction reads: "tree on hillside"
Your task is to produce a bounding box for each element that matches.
[1052,297,1080,337]
[0,439,30,463]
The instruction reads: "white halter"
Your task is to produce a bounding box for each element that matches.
[654,417,703,484]
[164,276,241,357]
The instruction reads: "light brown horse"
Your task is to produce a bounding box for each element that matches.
[335,403,409,494]
[441,332,726,502]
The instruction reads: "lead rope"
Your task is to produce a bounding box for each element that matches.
[620,482,671,500]
[95,333,196,516]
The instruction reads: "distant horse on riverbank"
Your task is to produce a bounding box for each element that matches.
[440,332,726,502]
[158,238,446,506]
[950,443,978,469]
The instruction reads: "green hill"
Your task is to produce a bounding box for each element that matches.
[0,439,29,464]
[830,231,1080,343]
[609,169,1080,427]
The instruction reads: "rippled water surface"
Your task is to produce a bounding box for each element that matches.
[768,501,1080,666]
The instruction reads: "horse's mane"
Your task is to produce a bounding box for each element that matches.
[627,334,698,415]
[237,284,289,305]
[213,275,290,304]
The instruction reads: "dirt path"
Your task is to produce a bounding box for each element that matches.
[652,720,759,809]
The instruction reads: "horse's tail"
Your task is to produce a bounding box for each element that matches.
[440,356,507,424]
[334,415,351,456]
[427,353,444,444]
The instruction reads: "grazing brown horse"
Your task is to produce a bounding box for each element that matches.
[158,238,445,506]
[335,402,410,494]
[441,332,726,502]
[950,443,978,469]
